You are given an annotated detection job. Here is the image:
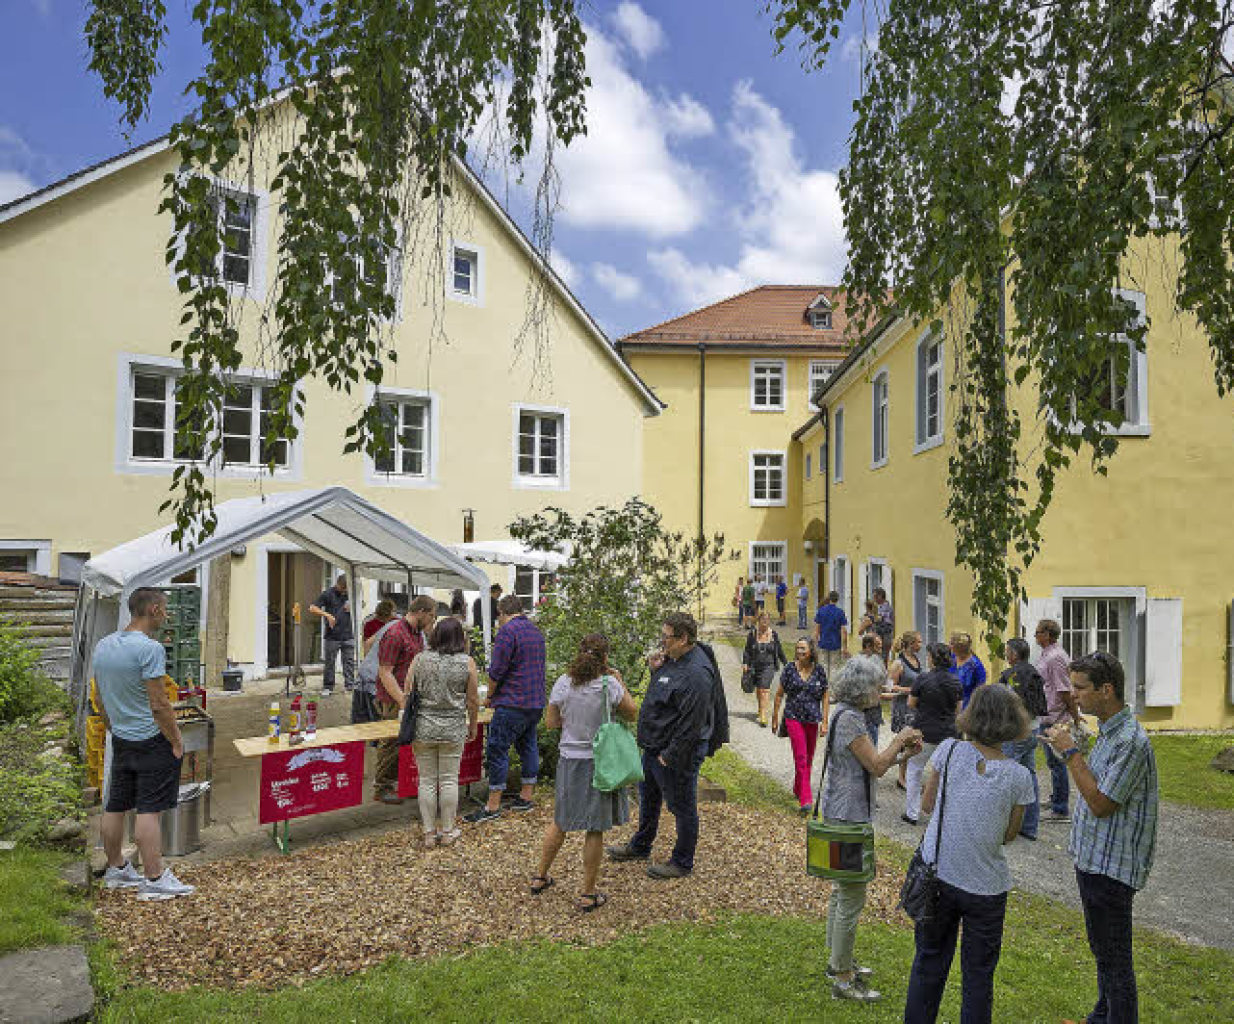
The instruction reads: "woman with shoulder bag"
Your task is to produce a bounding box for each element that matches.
[532,634,638,912]
[771,638,830,814]
[409,617,479,849]
[903,684,1036,1024]
[742,612,787,727]
[819,656,923,1003]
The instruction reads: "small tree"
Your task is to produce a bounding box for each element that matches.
[508,499,737,696]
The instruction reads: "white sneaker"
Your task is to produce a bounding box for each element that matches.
[103,860,144,889]
[137,868,196,901]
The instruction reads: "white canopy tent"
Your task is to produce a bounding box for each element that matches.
[448,539,569,572]
[69,487,491,731]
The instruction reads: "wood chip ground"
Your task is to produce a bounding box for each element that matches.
[96,803,904,990]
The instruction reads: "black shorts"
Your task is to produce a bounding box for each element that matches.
[105,733,182,814]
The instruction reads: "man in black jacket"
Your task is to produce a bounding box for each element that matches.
[607,611,727,879]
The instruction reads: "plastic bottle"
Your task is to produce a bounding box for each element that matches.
[268,701,281,744]
[305,700,318,740]
[289,695,303,745]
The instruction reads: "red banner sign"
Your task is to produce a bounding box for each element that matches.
[398,725,486,799]
[258,741,365,824]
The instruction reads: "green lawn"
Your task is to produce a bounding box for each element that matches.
[1151,734,1234,810]
[0,846,82,953]
[95,898,1234,1023]
[700,746,800,814]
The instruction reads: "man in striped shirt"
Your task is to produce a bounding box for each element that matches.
[1046,651,1158,1024]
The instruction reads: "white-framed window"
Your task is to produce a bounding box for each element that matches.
[513,403,569,489]
[808,360,836,410]
[512,566,556,609]
[174,181,270,299]
[749,451,787,506]
[912,570,944,645]
[872,371,889,467]
[449,242,483,305]
[330,237,403,315]
[117,355,299,477]
[809,310,832,330]
[1069,290,1149,435]
[805,453,812,480]
[915,332,944,451]
[750,542,787,586]
[0,540,51,575]
[220,380,290,468]
[373,395,431,478]
[832,407,845,482]
[1060,596,1134,663]
[750,360,787,411]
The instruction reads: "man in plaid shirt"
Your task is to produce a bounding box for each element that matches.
[1046,651,1158,1024]
[464,594,546,823]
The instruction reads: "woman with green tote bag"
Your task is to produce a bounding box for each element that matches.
[815,656,923,1004]
[532,634,638,912]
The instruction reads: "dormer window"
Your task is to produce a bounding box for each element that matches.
[807,292,834,330]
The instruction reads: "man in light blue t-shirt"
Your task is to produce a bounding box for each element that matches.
[95,587,194,901]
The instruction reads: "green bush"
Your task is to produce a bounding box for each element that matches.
[0,718,82,843]
[0,621,68,724]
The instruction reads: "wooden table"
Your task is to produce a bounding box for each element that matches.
[234,710,493,852]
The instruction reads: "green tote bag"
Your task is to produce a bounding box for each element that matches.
[592,678,644,792]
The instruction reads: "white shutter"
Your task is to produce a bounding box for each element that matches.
[1025,596,1062,663]
[844,559,854,622]
[858,561,869,616]
[886,567,895,625]
[1144,597,1183,706]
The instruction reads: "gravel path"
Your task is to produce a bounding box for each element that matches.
[711,639,1234,950]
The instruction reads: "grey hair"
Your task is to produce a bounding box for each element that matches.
[956,683,1031,745]
[830,655,885,708]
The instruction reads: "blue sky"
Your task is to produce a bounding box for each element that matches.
[0,1,867,338]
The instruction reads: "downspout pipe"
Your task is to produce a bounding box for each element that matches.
[822,405,830,571]
[697,343,706,621]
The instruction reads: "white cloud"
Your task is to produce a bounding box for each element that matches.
[591,262,643,301]
[611,2,665,61]
[840,32,878,63]
[554,26,710,237]
[0,170,36,206]
[648,81,847,307]
[661,93,715,139]
[551,250,579,288]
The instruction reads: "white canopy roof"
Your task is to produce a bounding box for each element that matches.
[449,539,568,571]
[81,487,489,597]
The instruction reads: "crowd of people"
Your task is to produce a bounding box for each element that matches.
[91,579,1159,1024]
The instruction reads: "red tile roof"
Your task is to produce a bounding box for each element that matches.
[617,285,852,352]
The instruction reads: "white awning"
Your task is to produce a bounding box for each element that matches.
[81,487,489,596]
[449,539,568,571]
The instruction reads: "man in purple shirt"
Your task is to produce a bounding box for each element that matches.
[1035,618,1082,820]
[464,594,546,823]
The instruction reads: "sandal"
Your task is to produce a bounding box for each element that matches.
[577,892,608,913]
[529,875,556,895]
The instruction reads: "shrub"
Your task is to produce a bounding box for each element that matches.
[0,718,82,843]
[0,621,68,724]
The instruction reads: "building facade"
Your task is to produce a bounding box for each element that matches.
[807,241,1234,731]
[619,286,847,620]
[0,127,660,679]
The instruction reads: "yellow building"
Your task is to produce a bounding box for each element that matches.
[806,244,1234,730]
[0,129,660,679]
[619,286,846,620]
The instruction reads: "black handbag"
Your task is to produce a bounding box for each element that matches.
[898,741,958,923]
[397,686,420,746]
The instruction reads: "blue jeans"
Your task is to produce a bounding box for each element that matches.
[629,743,707,871]
[1002,734,1040,839]
[1076,869,1138,1024]
[797,600,808,629]
[486,706,542,791]
[1039,723,1070,814]
[904,879,1008,1024]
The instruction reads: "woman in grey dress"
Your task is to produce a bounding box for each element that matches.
[820,657,923,1003]
[532,634,638,912]
[887,630,923,789]
[409,617,479,848]
[742,611,788,727]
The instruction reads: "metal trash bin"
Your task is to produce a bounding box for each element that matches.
[222,668,243,692]
[161,782,208,856]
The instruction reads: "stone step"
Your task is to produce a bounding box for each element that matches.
[0,609,76,626]
[0,586,77,602]
[0,596,78,612]
[0,945,94,1024]
[19,635,73,650]
[0,623,74,638]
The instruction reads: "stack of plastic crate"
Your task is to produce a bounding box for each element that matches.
[85,679,105,789]
[160,584,202,688]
